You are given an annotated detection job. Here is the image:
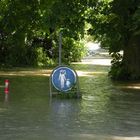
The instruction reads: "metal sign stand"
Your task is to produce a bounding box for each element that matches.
[59,32,62,66]
[49,32,81,98]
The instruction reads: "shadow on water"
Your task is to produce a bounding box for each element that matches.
[0,57,140,140]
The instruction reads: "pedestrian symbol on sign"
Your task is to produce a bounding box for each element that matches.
[51,66,77,92]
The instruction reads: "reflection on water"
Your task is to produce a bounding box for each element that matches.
[0,61,140,139]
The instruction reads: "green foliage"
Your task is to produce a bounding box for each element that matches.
[61,37,85,64]
[3,45,36,67]
[0,0,87,67]
[87,0,140,80]
[86,0,140,51]
[109,52,130,80]
[36,47,54,67]
[109,62,130,80]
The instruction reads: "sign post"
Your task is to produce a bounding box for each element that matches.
[49,31,80,98]
[59,32,62,66]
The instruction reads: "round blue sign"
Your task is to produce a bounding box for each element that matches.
[51,66,77,92]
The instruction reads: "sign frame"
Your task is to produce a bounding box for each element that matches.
[49,65,80,97]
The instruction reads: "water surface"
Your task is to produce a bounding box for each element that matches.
[0,57,140,140]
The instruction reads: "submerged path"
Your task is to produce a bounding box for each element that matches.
[0,50,140,140]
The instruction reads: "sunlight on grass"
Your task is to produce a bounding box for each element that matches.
[108,136,140,140]
[81,58,111,66]
[0,69,52,76]
[73,58,112,66]
[77,70,108,77]
[109,136,140,140]
[76,134,140,140]
[118,83,140,90]
[0,66,109,77]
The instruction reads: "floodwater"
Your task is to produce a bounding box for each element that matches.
[0,53,140,140]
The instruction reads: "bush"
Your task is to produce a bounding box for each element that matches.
[61,37,86,64]
[109,53,130,80]
[36,47,55,67]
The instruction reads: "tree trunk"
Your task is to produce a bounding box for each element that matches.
[123,34,140,80]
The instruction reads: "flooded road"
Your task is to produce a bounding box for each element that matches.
[0,53,140,140]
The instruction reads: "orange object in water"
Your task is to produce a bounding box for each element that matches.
[5,79,9,94]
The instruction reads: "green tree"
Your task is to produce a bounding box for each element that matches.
[0,0,87,67]
[0,0,42,66]
[87,0,140,80]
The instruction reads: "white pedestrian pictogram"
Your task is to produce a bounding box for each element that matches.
[59,70,66,89]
